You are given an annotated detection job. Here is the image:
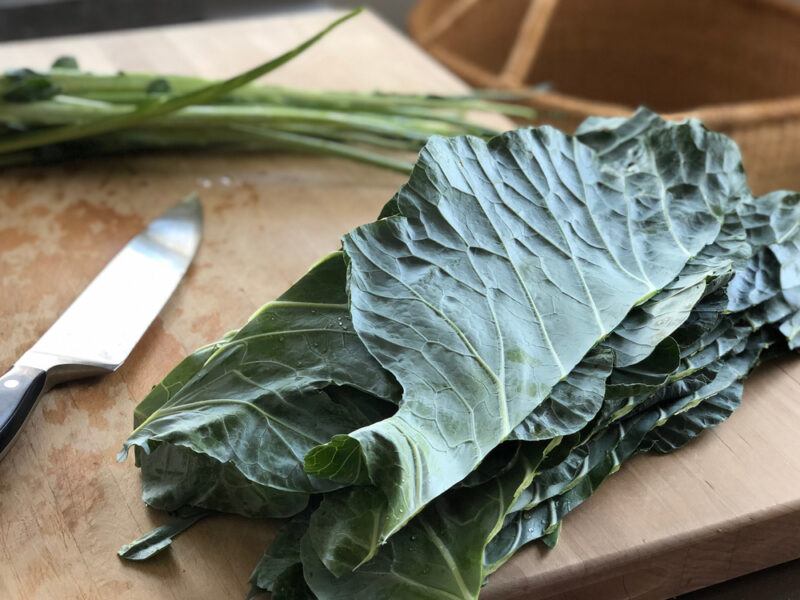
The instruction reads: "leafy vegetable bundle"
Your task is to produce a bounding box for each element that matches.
[0,9,530,173]
[118,107,800,599]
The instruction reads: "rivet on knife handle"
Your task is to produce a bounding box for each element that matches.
[0,365,47,458]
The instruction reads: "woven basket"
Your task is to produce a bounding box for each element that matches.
[409,0,800,194]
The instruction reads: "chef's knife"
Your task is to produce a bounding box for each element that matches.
[0,196,203,459]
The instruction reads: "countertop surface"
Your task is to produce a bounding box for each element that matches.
[1,8,799,600]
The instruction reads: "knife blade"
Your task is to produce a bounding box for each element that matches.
[0,195,203,459]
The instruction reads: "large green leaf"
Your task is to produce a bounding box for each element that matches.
[133,329,238,429]
[289,303,685,596]
[510,338,680,514]
[641,328,778,453]
[295,333,771,599]
[139,443,308,517]
[120,252,400,510]
[508,348,614,441]
[271,563,316,600]
[601,278,707,367]
[129,332,310,518]
[553,281,753,492]
[640,382,743,454]
[250,510,312,593]
[303,442,554,600]
[577,110,749,367]
[732,191,800,346]
[297,219,777,594]
[304,118,743,573]
[484,332,770,573]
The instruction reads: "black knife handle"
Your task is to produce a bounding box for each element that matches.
[0,365,47,459]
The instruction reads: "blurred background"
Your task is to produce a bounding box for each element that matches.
[3,0,800,195]
[1,1,798,598]
[0,0,410,40]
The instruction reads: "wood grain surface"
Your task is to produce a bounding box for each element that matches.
[0,8,799,600]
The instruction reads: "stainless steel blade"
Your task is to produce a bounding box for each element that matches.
[18,196,203,383]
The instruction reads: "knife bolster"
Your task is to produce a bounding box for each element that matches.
[17,350,116,387]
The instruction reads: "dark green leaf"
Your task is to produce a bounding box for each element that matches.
[121,252,399,515]
[250,511,311,592]
[306,116,739,573]
[303,443,553,600]
[272,563,316,600]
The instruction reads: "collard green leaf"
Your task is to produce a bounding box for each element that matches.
[641,382,743,454]
[679,321,750,374]
[498,338,678,515]
[483,410,653,574]
[485,332,770,572]
[272,563,316,600]
[133,330,238,428]
[605,337,680,398]
[601,278,706,367]
[511,338,678,513]
[508,348,613,441]
[131,330,312,519]
[641,328,778,453]
[304,443,553,600]
[732,190,800,347]
[299,329,768,599]
[514,338,680,511]
[250,511,311,592]
[304,117,744,573]
[737,190,800,249]
[540,523,561,549]
[516,420,626,514]
[121,252,399,513]
[140,443,307,517]
[580,112,749,367]
[456,443,521,489]
[726,248,781,311]
[599,208,744,369]
[779,311,800,348]
[523,336,681,504]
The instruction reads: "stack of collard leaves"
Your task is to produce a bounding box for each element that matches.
[118,109,800,599]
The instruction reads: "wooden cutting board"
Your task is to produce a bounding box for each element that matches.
[1,8,799,600]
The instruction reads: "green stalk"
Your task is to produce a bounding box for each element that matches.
[39,71,534,118]
[0,8,530,172]
[0,8,362,154]
[231,124,413,173]
[153,105,459,139]
[0,126,415,172]
[0,96,482,141]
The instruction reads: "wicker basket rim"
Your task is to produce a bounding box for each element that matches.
[520,90,800,129]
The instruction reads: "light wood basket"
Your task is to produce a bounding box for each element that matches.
[409,0,800,194]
